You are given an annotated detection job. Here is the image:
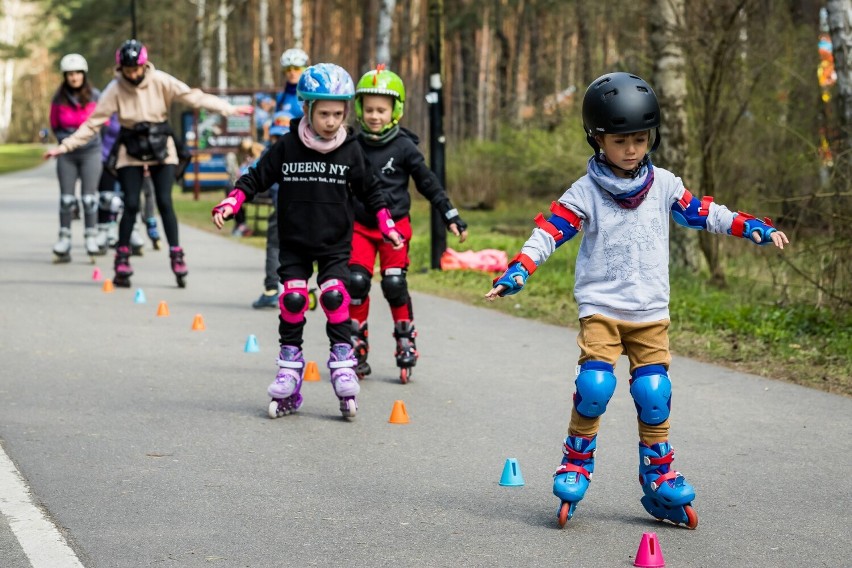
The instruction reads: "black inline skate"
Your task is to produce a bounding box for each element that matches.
[113,245,133,287]
[393,319,418,384]
[351,319,371,379]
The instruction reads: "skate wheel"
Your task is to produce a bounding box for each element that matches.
[399,367,409,384]
[308,289,317,310]
[683,504,698,529]
[176,275,186,288]
[340,398,357,419]
[557,502,571,528]
[268,400,280,419]
[152,240,161,250]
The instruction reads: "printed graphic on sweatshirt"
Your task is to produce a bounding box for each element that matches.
[281,161,350,185]
[381,157,396,174]
[598,191,665,282]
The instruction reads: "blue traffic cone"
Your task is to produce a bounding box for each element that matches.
[499,458,525,486]
[244,334,260,353]
[134,288,146,304]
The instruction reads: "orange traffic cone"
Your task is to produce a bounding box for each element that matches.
[102,279,114,293]
[156,301,169,317]
[191,314,206,331]
[303,361,321,381]
[388,400,410,424]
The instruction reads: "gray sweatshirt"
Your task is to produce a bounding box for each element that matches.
[520,166,736,322]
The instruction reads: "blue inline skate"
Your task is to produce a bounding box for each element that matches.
[267,345,304,418]
[638,441,698,529]
[145,217,161,250]
[553,434,596,527]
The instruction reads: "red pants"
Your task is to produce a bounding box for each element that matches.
[349,217,413,323]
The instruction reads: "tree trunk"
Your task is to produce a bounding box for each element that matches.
[0,0,20,143]
[827,0,852,165]
[217,0,229,90]
[259,0,273,88]
[197,0,212,88]
[476,4,491,140]
[651,0,699,271]
[293,0,304,48]
[376,0,396,66]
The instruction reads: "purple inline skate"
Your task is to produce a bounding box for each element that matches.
[267,345,305,418]
[169,246,188,288]
[328,343,359,418]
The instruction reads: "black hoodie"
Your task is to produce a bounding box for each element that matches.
[353,127,454,228]
[234,118,387,255]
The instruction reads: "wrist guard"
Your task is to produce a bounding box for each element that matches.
[492,253,536,296]
[730,211,776,245]
[212,189,246,217]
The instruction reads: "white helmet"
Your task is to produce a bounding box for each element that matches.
[280,48,309,68]
[60,53,88,73]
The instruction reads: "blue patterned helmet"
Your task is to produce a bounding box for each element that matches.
[296,63,355,101]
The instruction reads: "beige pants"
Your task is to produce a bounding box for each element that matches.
[568,314,672,444]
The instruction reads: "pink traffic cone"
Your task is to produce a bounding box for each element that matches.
[634,532,665,567]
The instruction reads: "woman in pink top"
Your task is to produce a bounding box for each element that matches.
[48,53,102,262]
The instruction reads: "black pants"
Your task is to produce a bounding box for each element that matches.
[117,164,177,248]
[278,248,350,349]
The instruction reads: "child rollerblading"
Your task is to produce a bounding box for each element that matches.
[349,66,467,383]
[487,72,789,529]
[146,217,160,249]
[212,63,402,420]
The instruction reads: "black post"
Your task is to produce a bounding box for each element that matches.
[131,0,137,39]
[427,0,446,270]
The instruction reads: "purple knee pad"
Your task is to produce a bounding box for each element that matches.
[319,278,350,324]
[279,279,310,324]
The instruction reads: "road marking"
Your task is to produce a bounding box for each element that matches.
[0,446,85,568]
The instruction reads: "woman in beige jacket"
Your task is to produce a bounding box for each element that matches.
[45,39,252,288]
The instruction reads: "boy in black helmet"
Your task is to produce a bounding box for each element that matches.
[486,72,789,529]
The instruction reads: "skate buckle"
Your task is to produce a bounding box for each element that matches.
[328,359,356,369]
[277,359,304,369]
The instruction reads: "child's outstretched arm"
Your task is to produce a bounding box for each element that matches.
[211,139,283,230]
[408,149,469,242]
[485,200,582,301]
[671,189,789,249]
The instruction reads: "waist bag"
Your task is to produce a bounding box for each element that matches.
[120,121,172,162]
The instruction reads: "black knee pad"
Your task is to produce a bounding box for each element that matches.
[282,292,307,313]
[381,268,409,307]
[320,289,345,311]
[349,266,372,303]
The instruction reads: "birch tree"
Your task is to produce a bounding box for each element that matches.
[827,0,852,167]
[259,0,272,88]
[216,0,230,89]
[376,0,396,66]
[196,0,212,88]
[651,0,698,270]
[0,0,21,143]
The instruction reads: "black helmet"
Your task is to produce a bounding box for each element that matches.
[116,39,148,68]
[582,72,661,153]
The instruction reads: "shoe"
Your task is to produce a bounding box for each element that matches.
[252,289,279,309]
[232,223,253,237]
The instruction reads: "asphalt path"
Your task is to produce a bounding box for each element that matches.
[1,163,850,567]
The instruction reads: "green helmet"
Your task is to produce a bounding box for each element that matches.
[355,65,405,132]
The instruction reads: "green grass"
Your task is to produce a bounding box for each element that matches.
[173,187,852,397]
[0,144,48,174]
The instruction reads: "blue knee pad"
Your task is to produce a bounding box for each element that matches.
[629,365,671,425]
[573,361,617,418]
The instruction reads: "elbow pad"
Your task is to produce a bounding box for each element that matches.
[534,201,581,247]
[671,189,712,230]
[729,211,776,245]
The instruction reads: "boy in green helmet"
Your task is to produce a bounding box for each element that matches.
[348,65,468,384]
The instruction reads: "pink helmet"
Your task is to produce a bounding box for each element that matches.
[116,39,148,67]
